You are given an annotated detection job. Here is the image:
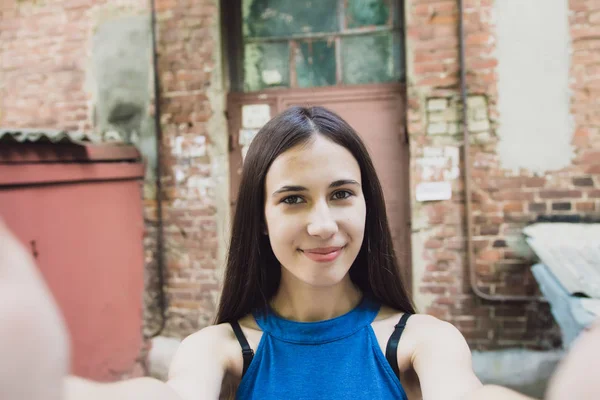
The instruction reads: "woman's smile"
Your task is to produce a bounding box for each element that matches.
[300,246,345,263]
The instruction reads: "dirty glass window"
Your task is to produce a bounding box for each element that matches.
[342,32,402,84]
[244,42,290,92]
[241,0,403,91]
[295,39,337,88]
[346,0,391,29]
[243,0,338,37]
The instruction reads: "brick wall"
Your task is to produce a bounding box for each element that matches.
[406,0,600,349]
[150,0,228,338]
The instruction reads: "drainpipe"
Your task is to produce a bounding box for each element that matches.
[148,0,167,337]
[458,0,545,302]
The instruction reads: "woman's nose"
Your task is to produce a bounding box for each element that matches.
[306,203,338,239]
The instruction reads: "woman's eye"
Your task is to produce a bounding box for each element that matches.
[282,195,304,205]
[332,190,352,200]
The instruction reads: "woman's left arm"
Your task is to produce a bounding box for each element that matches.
[409,316,537,400]
[409,316,482,400]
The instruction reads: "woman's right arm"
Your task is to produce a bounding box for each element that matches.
[65,376,181,400]
[65,325,232,400]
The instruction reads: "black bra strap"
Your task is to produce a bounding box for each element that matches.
[385,313,411,377]
[230,321,254,377]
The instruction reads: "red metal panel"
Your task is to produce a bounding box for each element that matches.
[0,143,146,382]
[0,143,140,163]
[0,163,145,186]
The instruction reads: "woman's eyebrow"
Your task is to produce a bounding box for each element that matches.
[329,179,360,188]
[272,185,307,196]
[272,180,360,196]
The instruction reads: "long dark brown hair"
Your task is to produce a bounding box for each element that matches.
[215,106,415,324]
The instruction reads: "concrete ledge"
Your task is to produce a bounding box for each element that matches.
[148,336,182,381]
[473,349,564,398]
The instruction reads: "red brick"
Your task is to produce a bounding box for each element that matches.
[414,4,432,16]
[454,319,477,331]
[480,225,500,235]
[576,201,596,212]
[590,190,600,198]
[417,75,459,87]
[425,238,444,249]
[414,62,447,74]
[523,177,547,188]
[466,33,492,46]
[431,14,458,25]
[473,239,490,250]
[478,249,501,262]
[492,191,535,201]
[539,190,583,199]
[469,58,499,69]
[436,251,457,262]
[528,202,547,212]
[421,286,447,295]
[585,164,600,174]
[493,178,522,189]
[503,202,524,212]
[504,213,535,223]
[447,237,466,250]
[475,262,494,276]
[573,176,595,187]
[578,149,600,164]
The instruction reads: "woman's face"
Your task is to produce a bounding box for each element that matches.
[264,134,366,287]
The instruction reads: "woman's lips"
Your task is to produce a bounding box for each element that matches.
[301,247,343,263]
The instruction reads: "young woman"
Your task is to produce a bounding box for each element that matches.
[0,106,547,400]
[157,106,484,399]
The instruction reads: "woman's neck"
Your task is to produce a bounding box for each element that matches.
[270,272,363,322]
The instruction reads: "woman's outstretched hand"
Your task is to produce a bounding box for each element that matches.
[0,219,70,400]
[546,320,600,400]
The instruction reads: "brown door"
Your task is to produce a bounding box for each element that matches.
[227,83,412,292]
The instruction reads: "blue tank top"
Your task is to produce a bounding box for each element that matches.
[235,296,408,399]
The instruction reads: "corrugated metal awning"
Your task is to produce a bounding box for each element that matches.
[0,128,97,144]
[525,223,600,299]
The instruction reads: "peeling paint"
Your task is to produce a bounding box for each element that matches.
[495,0,574,173]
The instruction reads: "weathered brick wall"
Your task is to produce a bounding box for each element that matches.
[2,0,89,130]
[1,0,228,342]
[151,0,228,338]
[406,0,599,349]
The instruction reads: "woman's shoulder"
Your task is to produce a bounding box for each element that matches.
[171,315,263,379]
[375,305,459,335]
[170,324,236,373]
[179,314,262,347]
[373,306,467,367]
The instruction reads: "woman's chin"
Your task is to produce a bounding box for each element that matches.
[294,266,352,288]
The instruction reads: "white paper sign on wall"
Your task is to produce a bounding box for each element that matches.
[415,181,452,202]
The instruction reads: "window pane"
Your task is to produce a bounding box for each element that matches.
[346,0,391,29]
[341,32,402,84]
[244,42,290,91]
[243,0,339,38]
[295,39,337,88]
